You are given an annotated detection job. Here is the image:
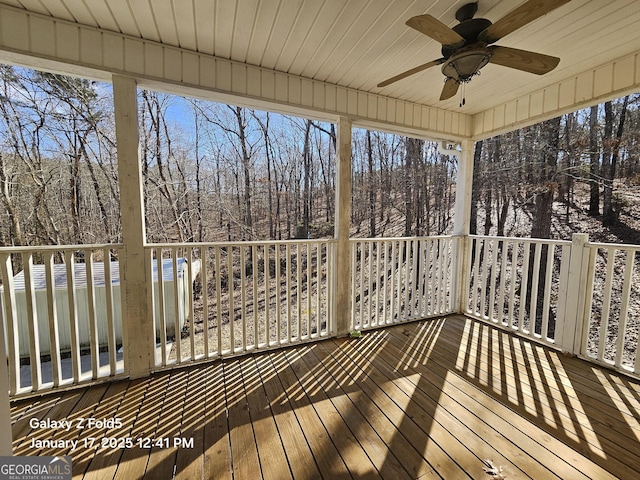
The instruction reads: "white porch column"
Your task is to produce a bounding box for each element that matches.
[333,117,352,336]
[0,310,11,454]
[113,75,154,379]
[453,138,474,236]
[451,138,474,313]
[560,233,591,354]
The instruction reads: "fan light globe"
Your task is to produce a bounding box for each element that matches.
[441,49,492,82]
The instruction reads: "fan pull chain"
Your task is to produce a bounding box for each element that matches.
[459,82,466,107]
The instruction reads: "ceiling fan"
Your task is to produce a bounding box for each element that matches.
[377,0,571,103]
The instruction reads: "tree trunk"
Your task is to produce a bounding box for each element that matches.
[366,130,376,237]
[528,116,561,336]
[470,140,483,235]
[603,96,629,226]
[530,117,561,239]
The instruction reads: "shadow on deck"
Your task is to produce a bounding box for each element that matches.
[10,315,640,479]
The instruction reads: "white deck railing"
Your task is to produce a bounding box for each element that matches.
[147,240,333,368]
[582,241,640,375]
[462,235,572,349]
[2,234,638,397]
[0,245,124,396]
[350,236,459,331]
[462,234,640,377]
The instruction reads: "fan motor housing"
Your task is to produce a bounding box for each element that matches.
[442,18,492,57]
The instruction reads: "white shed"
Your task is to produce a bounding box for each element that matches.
[2,258,198,358]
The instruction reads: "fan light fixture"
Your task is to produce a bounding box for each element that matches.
[441,48,492,82]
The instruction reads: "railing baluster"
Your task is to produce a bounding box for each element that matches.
[84,250,100,378]
[1,254,20,395]
[479,239,490,320]
[415,240,425,317]
[580,246,598,357]
[215,246,223,356]
[436,238,445,315]
[228,245,235,353]
[64,251,81,383]
[555,244,572,348]
[275,244,281,346]
[373,241,381,326]
[487,239,498,322]
[471,238,481,316]
[391,240,397,324]
[381,241,388,324]
[44,252,62,387]
[598,248,615,362]
[403,240,410,320]
[442,238,451,313]
[313,242,319,336]
[496,240,508,326]
[366,241,373,326]
[240,245,247,351]
[252,245,258,349]
[201,246,209,357]
[507,241,518,328]
[518,241,531,334]
[186,248,196,360]
[155,248,168,365]
[426,238,434,316]
[23,254,42,391]
[541,244,555,341]
[351,241,359,330]
[103,249,117,375]
[306,243,312,340]
[285,244,291,343]
[264,244,270,346]
[296,243,302,341]
[528,242,542,337]
[171,248,182,363]
[614,250,634,369]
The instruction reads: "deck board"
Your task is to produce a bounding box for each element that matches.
[10,315,640,479]
[202,363,233,480]
[173,365,207,479]
[258,352,322,479]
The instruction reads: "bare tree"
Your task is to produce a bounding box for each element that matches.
[602,96,629,226]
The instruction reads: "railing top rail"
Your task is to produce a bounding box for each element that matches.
[468,234,571,245]
[586,241,640,251]
[0,244,124,254]
[146,238,337,249]
[350,235,457,242]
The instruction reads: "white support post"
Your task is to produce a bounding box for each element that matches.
[333,117,352,336]
[560,233,590,355]
[0,304,12,455]
[452,138,474,236]
[113,75,154,379]
[449,139,474,313]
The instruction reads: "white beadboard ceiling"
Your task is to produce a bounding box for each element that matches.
[1,0,640,126]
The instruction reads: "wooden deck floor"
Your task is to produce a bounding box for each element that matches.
[10,315,640,479]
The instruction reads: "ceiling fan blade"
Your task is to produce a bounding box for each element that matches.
[406,14,465,47]
[377,59,445,88]
[479,0,572,44]
[489,46,560,75]
[440,77,459,100]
